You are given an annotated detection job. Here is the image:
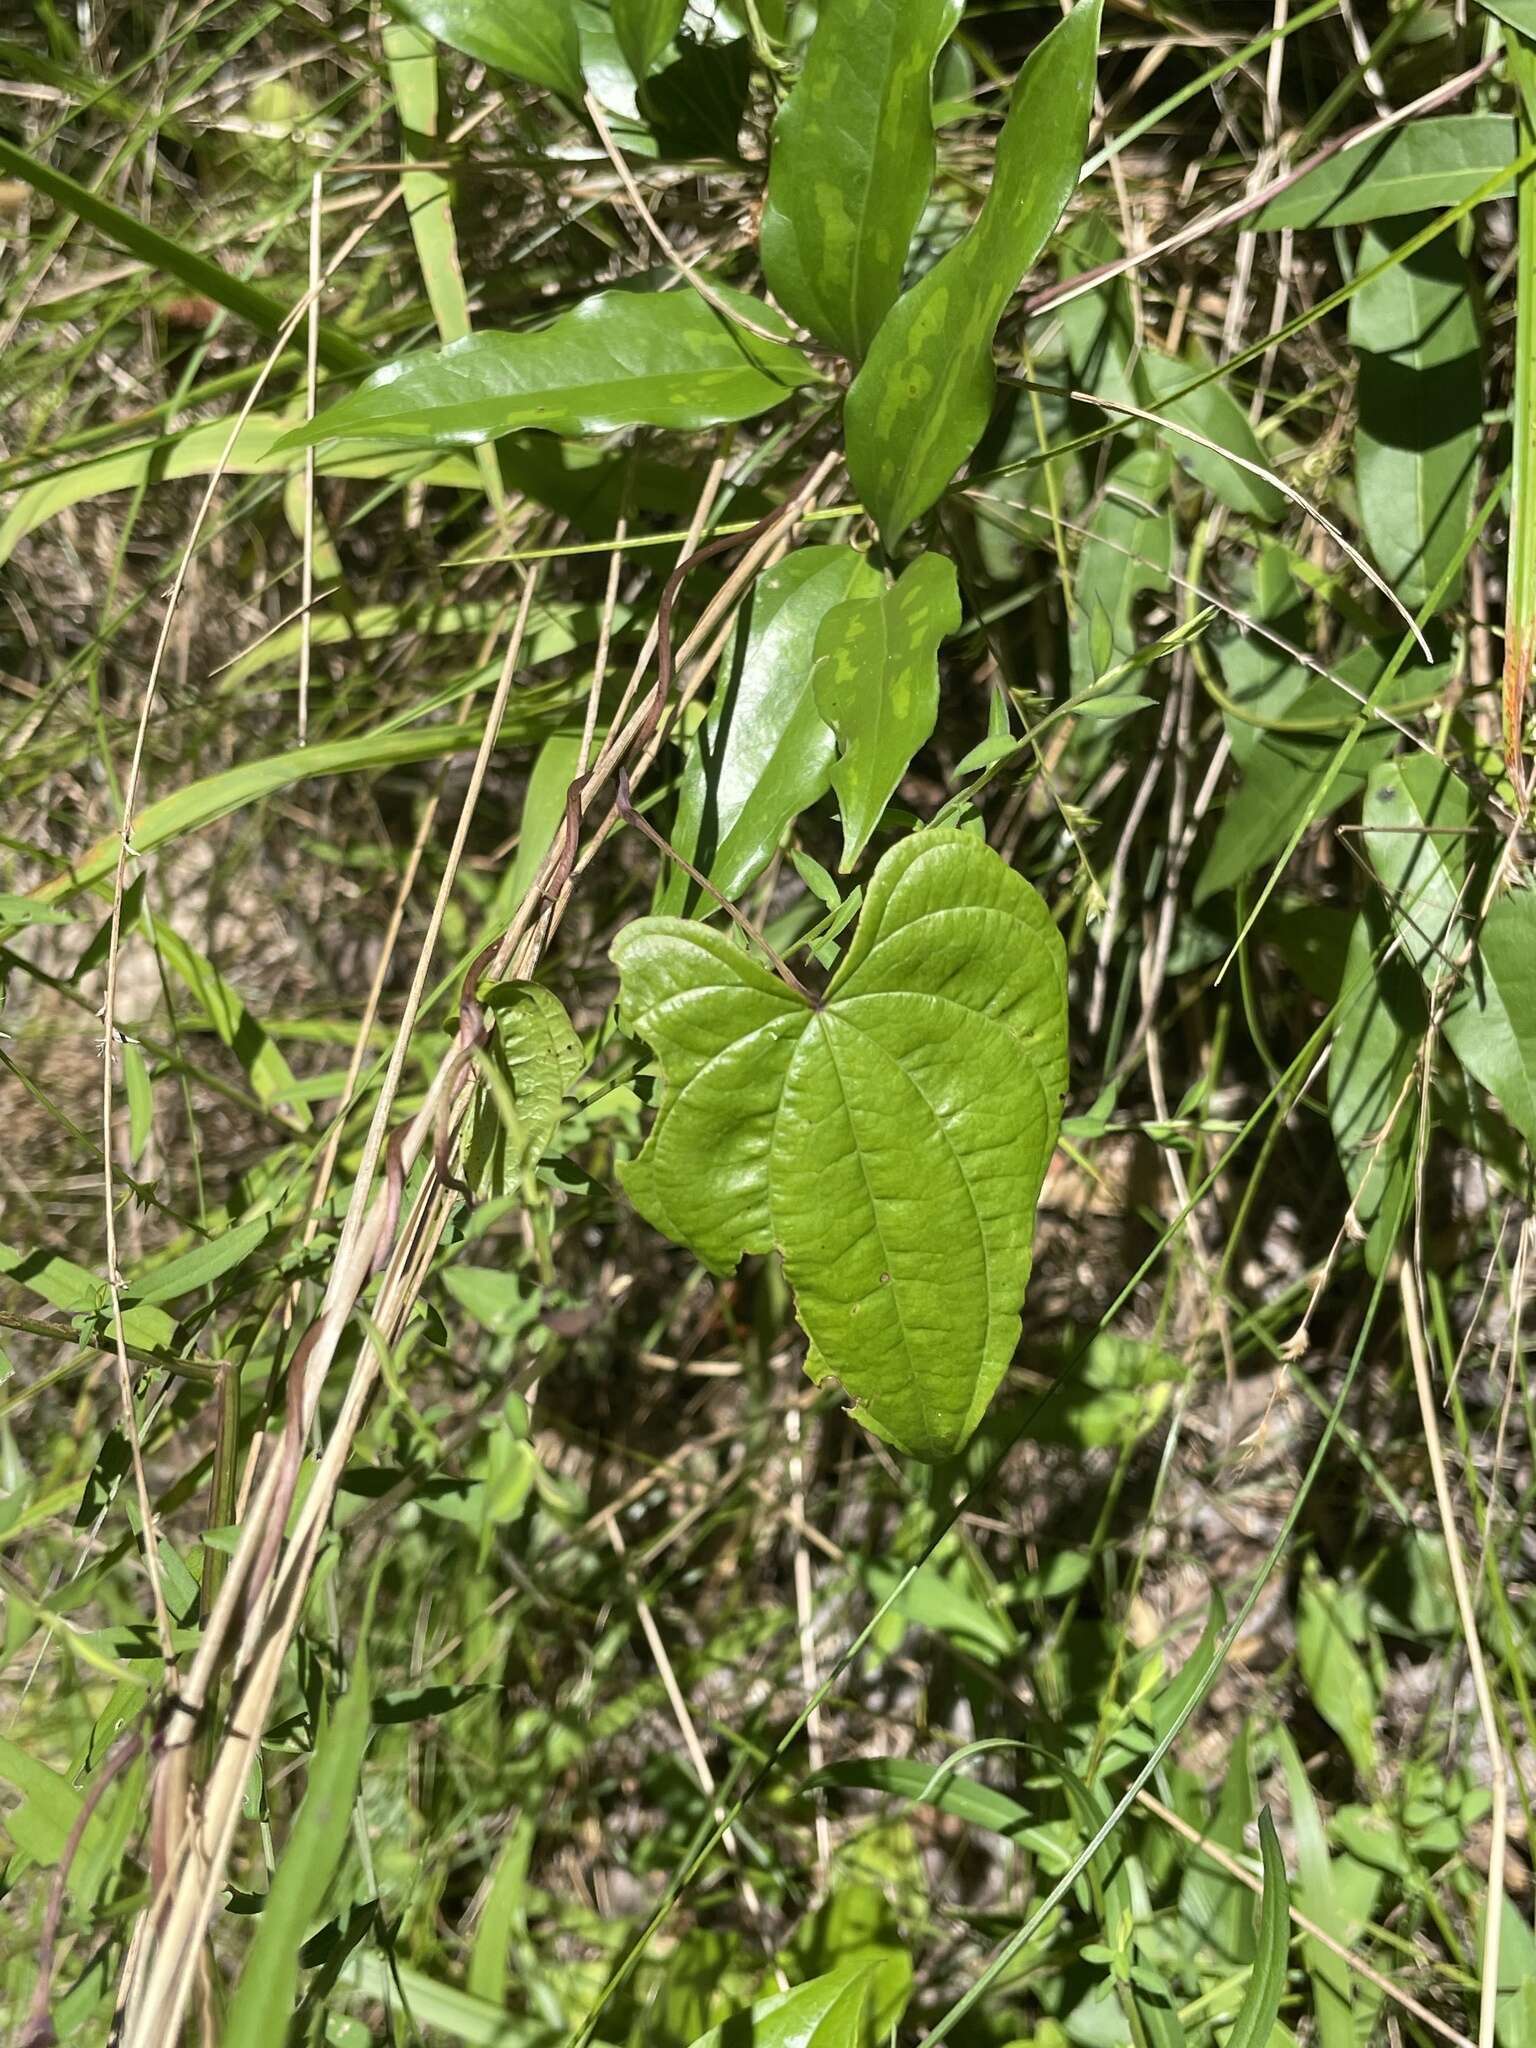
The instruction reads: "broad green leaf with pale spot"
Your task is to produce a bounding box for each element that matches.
[684,1953,912,2048]
[760,0,962,361]
[844,0,1101,546]
[669,546,880,906]
[1254,114,1517,229]
[287,288,820,449]
[1350,224,1481,611]
[614,830,1066,1459]
[811,552,961,868]
[388,0,581,101]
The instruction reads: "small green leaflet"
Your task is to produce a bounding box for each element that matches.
[614,830,1066,1459]
[668,546,880,906]
[812,551,961,868]
[844,0,1102,546]
[1255,114,1517,230]
[683,1954,912,2048]
[387,0,582,102]
[1350,223,1481,611]
[760,0,962,361]
[287,287,820,450]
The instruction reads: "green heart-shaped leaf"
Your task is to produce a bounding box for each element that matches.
[612,830,1066,1458]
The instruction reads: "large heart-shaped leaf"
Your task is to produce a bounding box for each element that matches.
[684,1954,912,2048]
[843,0,1101,546]
[613,830,1067,1459]
[288,287,820,449]
[760,0,962,361]
[811,551,962,868]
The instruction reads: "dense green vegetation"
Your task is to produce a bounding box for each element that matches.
[0,2,1532,2045]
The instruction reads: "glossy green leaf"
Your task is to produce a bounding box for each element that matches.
[388,0,582,101]
[1138,342,1284,520]
[289,287,820,450]
[1224,1812,1291,2048]
[669,546,880,906]
[1328,904,1422,1274]
[760,0,961,360]
[223,1650,372,2048]
[614,829,1067,1458]
[1350,223,1481,610]
[813,552,961,868]
[685,1954,912,2048]
[1255,114,1517,230]
[1479,0,1536,30]
[612,0,685,79]
[844,0,1102,545]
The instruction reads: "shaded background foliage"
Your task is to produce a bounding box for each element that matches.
[0,1,1533,2045]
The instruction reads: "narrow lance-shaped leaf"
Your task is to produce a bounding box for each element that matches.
[812,551,961,868]
[684,1954,913,2048]
[286,287,821,449]
[1349,222,1482,611]
[1224,1812,1292,2048]
[387,0,582,102]
[614,830,1067,1459]
[844,0,1102,547]
[760,0,962,361]
[1445,885,1536,1153]
[1254,114,1517,230]
[668,546,881,906]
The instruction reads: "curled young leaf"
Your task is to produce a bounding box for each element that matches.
[613,831,1066,1459]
